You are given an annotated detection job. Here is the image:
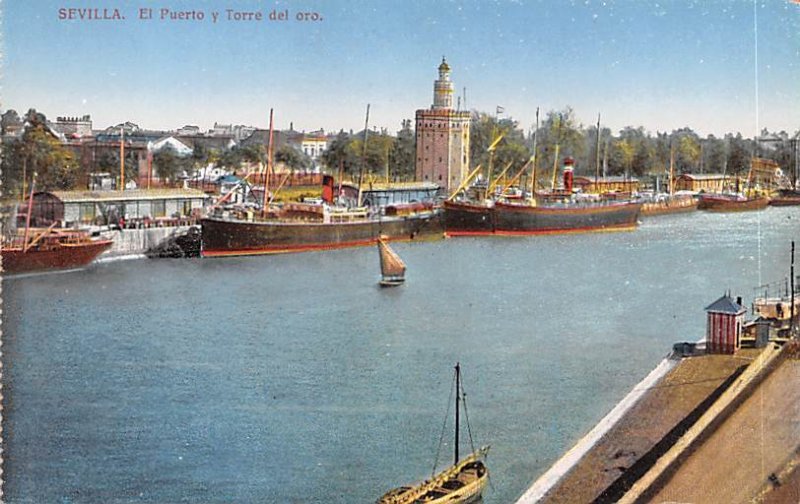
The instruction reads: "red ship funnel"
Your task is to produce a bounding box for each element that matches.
[322,175,335,203]
[563,157,575,193]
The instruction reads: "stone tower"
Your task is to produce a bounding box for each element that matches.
[415,58,471,192]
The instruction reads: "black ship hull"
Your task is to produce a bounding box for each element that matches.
[444,200,642,236]
[493,200,642,235]
[201,212,443,257]
[443,201,495,236]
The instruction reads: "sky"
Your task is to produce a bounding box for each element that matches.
[3,0,799,138]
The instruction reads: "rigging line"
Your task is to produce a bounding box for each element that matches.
[461,392,477,455]
[753,0,759,141]
[432,370,457,478]
[459,371,477,454]
[753,0,762,289]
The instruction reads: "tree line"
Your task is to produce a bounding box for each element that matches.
[2,107,796,197]
[468,107,797,185]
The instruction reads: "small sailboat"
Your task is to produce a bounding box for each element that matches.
[378,237,406,287]
[376,363,490,504]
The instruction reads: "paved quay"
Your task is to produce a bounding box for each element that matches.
[519,341,800,503]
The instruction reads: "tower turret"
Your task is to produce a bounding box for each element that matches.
[433,57,454,110]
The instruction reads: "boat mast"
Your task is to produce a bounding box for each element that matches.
[357,104,370,207]
[454,362,460,465]
[669,139,675,195]
[595,113,601,191]
[550,114,562,191]
[21,174,36,252]
[789,240,795,337]
[530,108,539,201]
[385,143,390,184]
[485,133,505,200]
[262,108,274,214]
[119,125,125,191]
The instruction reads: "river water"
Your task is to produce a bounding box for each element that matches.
[3,207,798,503]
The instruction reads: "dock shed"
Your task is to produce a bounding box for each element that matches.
[705,294,747,354]
[360,181,441,207]
[572,176,640,194]
[674,174,730,193]
[30,189,209,227]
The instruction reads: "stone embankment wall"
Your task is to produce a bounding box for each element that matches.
[618,342,786,504]
[97,226,194,259]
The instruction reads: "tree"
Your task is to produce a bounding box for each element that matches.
[614,139,635,178]
[275,145,311,173]
[152,146,188,184]
[679,136,700,173]
[614,126,653,176]
[470,111,531,179]
[349,131,395,181]
[533,108,584,179]
[0,109,80,194]
[389,119,415,181]
[191,143,210,172]
[703,135,727,173]
[670,128,701,173]
[321,131,360,176]
[726,134,752,176]
[1,109,22,135]
[96,149,138,187]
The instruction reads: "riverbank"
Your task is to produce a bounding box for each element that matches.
[97,225,199,259]
[521,341,799,503]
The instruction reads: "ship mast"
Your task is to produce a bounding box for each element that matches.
[789,240,796,337]
[261,108,274,214]
[529,108,539,202]
[21,174,36,252]
[454,362,461,465]
[669,140,675,195]
[119,126,125,191]
[550,114,562,191]
[595,113,601,191]
[357,104,370,207]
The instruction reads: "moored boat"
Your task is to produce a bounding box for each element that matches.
[697,193,769,212]
[640,139,698,216]
[202,204,441,256]
[377,448,489,504]
[445,112,642,237]
[697,157,772,212]
[493,198,642,235]
[640,193,698,216]
[769,189,800,206]
[377,363,490,504]
[201,107,443,257]
[3,177,113,274]
[2,228,113,274]
[444,193,642,237]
